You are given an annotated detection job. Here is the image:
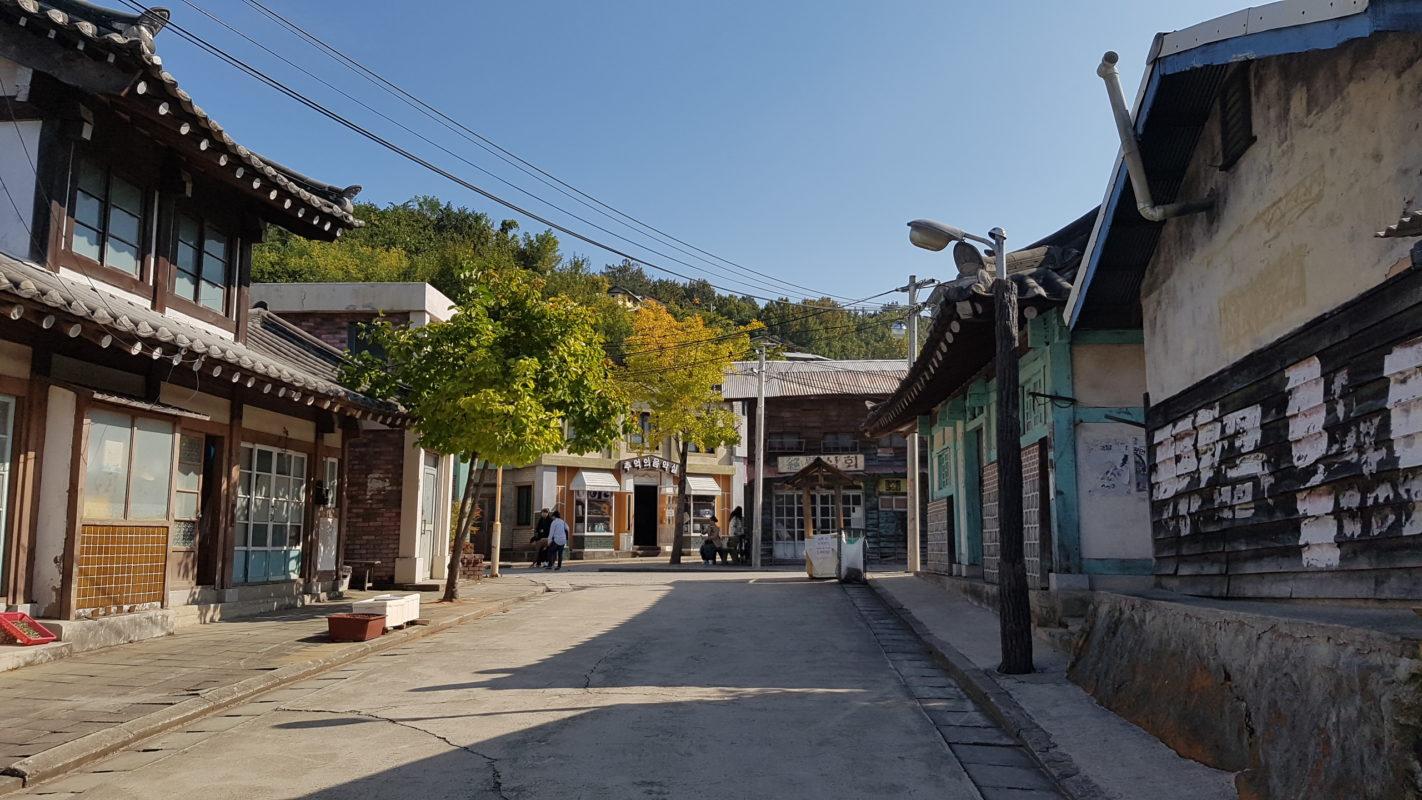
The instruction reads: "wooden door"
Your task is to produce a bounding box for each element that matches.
[167,431,205,592]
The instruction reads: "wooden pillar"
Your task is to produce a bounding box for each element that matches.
[217,399,243,591]
[8,381,46,608]
[58,396,86,619]
[994,278,1034,674]
[802,486,813,539]
[835,486,845,532]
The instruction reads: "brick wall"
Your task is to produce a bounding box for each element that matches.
[275,311,409,352]
[342,428,406,585]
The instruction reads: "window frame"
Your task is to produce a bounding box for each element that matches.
[79,406,177,524]
[515,484,533,526]
[766,432,804,454]
[59,149,153,296]
[168,209,233,320]
[821,433,859,454]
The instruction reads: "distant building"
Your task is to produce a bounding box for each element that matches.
[722,359,913,563]
[250,283,457,587]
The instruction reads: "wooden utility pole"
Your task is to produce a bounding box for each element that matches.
[991,229,1034,675]
[489,465,503,578]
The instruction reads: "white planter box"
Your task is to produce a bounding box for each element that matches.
[350,593,421,629]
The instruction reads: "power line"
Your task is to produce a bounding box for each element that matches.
[234,0,881,308]
[137,0,886,312]
[174,0,855,306]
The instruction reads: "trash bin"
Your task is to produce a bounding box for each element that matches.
[337,565,353,594]
[838,532,866,584]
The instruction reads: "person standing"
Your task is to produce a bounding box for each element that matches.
[546,510,569,571]
[705,518,728,565]
[728,506,746,565]
[530,508,552,568]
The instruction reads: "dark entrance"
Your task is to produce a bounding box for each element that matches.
[634,485,658,547]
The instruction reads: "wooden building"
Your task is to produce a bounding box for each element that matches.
[0,1,401,623]
[1065,2,1422,599]
[722,358,912,563]
[865,212,1155,590]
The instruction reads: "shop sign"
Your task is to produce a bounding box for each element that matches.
[619,455,680,476]
[878,478,907,494]
[776,453,864,473]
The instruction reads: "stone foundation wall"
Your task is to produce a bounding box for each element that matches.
[1068,593,1422,799]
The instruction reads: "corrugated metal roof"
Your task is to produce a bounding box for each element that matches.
[721,359,907,400]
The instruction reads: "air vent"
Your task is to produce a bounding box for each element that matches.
[1218,62,1255,171]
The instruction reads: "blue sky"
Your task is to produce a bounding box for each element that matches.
[156,1,1245,305]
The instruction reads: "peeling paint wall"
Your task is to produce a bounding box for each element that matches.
[1142,35,1422,401]
[1150,262,1422,598]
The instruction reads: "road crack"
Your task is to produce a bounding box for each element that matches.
[280,707,512,800]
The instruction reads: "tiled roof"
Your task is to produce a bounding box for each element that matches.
[1,0,361,239]
[864,210,1095,436]
[0,252,401,419]
[721,359,908,400]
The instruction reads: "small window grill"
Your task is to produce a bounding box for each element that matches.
[1218,62,1255,171]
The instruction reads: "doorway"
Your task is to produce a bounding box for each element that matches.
[418,452,438,579]
[634,485,658,547]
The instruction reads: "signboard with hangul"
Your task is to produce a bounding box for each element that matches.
[776,453,865,473]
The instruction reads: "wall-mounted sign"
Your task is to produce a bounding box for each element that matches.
[776,453,864,473]
[619,455,680,476]
[878,478,907,494]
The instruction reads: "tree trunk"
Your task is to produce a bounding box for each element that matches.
[670,438,690,564]
[443,458,488,603]
[994,279,1034,674]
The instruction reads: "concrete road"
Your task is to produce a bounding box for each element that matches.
[18,569,1060,799]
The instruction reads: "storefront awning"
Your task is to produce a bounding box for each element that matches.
[685,475,721,495]
[571,470,622,492]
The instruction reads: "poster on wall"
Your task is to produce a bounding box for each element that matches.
[1081,430,1148,496]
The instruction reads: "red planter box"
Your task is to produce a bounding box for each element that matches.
[327,613,385,642]
[0,612,56,646]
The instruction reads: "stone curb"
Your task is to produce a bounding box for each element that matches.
[866,578,1110,800]
[0,584,547,793]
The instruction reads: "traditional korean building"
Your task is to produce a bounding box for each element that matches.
[722,358,912,563]
[1066,0,1422,600]
[0,1,401,626]
[864,210,1155,589]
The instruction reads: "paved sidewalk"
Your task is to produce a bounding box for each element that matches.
[870,573,1238,800]
[0,578,545,793]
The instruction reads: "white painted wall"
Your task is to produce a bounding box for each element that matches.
[0,120,40,261]
[1071,344,1146,407]
[1076,421,1153,561]
[33,386,76,617]
[0,340,31,379]
[158,384,230,424]
[1142,36,1422,401]
[243,405,316,442]
[250,282,455,323]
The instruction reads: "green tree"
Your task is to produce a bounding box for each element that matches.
[347,265,624,600]
[616,302,753,563]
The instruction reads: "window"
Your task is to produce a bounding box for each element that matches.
[879,493,909,512]
[935,449,952,491]
[821,433,858,454]
[773,490,804,542]
[767,432,803,453]
[172,433,203,547]
[879,433,907,449]
[234,444,307,583]
[82,410,174,521]
[347,321,386,360]
[811,489,863,532]
[70,156,145,275]
[319,457,339,508]
[515,485,533,526]
[172,213,230,312]
[1218,62,1255,170]
[630,411,651,447]
[578,490,614,534]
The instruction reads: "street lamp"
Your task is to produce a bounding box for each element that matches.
[906,218,1034,676]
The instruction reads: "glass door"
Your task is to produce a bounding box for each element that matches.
[419,452,438,579]
[234,444,307,583]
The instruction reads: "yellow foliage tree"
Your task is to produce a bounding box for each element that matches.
[616,302,757,562]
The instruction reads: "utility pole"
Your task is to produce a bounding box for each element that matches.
[751,340,767,568]
[901,275,935,574]
[989,227,1033,675]
[489,464,503,578]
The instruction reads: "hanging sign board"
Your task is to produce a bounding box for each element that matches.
[776,453,864,473]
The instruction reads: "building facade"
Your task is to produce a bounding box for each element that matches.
[250,283,457,587]
[722,359,912,563]
[0,2,400,621]
[1066,2,1422,599]
[867,212,1154,589]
